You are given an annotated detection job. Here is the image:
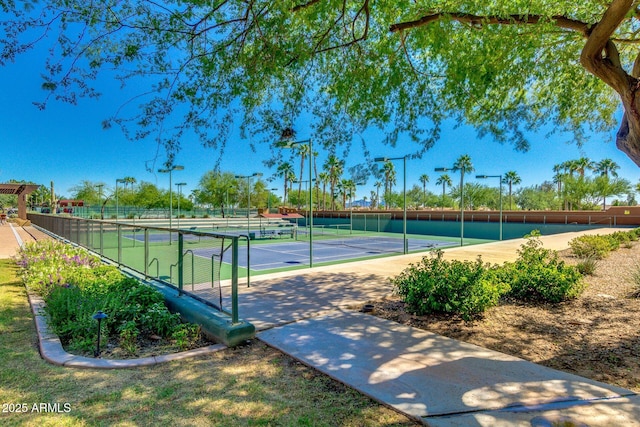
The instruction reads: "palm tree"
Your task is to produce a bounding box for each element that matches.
[502,171,521,210]
[553,162,573,210]
[374,181,382,209]
[595,158,620,209]
[435,174,452,209]
[276,162,295,207]
[381,161,396,207]
[419,174,429,207]
[382,161,396,195]
[296,144,311,209]
[574,157,595,177]
[453,154,474,210]
[324,155,343,210]
[337,179,348,209]
[595,158,620,178]
[318,172,329,210]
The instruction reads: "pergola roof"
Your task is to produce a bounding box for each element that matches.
[0,184,40,195]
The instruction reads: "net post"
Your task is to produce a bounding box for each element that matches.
[231,236,239,324]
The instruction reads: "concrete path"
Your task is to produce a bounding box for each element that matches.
[198,227,640,426]
[259,310,639,426]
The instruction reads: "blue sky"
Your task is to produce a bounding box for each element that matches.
[1,42,639,203]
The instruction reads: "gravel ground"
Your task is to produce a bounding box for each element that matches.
[371,241,640,392]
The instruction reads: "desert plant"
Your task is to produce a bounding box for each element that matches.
[569,235,615,259]
[575,257,598,275]
[505,235,584,303]
[391,250,509,320]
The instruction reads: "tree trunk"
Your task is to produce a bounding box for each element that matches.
[581,0,640,167]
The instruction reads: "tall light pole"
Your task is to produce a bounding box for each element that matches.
[268,188,278,212]
[158,165,184,244]
[234,173,262,237]
[175,182,187,231]
[275,138,314,267]
[375,156,408,254]
[95,184,104,219]
[115,178,126,222]
[476,174,503,241]
[436,165,465,246]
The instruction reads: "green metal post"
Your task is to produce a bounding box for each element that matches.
[231,237,239,324]
[178,233,184,296]
[99,223,103,256]
[117,224,122,265]
[144,228,149,278]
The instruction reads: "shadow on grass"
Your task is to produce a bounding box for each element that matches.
[0,259,417,426]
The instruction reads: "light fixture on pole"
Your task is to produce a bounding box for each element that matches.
[95,184,104,219]
[375,156,408,254]
[268,188,278,212]
[436,165,465,246]
[92,311,108,357]
[158,165,184,244]
[275,137,314,267]
[476,174,503,241]
[175,182,187,231]
[234,173,263,238]
[115,178,126,222]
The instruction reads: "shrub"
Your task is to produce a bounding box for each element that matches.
[505,235,584,303]
[118,321,139,355]
[16,240,201,355]
[171,324,201,350]
[569,235,615,259]
[391,250,509,320]
[610,231,634,248]
[575,257,598,275]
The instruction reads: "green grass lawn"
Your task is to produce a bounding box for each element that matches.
[0,259,416,427]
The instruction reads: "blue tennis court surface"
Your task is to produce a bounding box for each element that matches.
[122,230,457,271]
[193,238,456,270]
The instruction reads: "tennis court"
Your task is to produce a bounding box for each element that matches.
[122,227,459,271]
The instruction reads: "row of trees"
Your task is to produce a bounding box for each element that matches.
[16,155,632,216]
[373,155,634,212]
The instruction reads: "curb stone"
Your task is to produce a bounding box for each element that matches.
[26,288,227,369]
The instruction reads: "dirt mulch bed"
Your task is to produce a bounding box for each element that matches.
[370,242,640,393]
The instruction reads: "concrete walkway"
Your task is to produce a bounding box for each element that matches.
[3,222,640,425]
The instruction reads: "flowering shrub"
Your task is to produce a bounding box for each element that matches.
[16,240,200,354]
[16,240,100,298]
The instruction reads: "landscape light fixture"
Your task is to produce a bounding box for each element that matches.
[435,165,465,246]
[476,174,503,241]
[158,165,184,244]
[92,311,108,357]
[374,156,408,254]
[275,137,314,267]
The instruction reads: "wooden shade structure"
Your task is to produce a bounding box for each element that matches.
[0,184,41,219]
